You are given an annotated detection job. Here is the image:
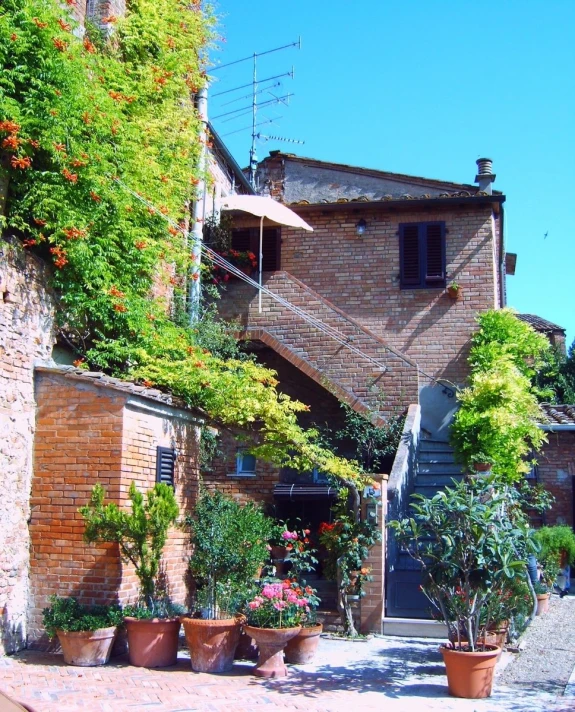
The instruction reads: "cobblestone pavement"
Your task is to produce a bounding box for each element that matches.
[1,630,574,712]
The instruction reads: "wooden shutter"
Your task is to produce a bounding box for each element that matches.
[425,223,445,284]
[400,224,421,287]
[262,228,280,271]
[156,447,176,489]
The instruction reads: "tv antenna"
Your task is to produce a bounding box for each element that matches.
[210,39,303,188]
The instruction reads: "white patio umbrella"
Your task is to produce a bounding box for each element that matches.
[220,195,313,312]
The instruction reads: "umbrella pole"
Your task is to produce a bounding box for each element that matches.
[258,215,263,313]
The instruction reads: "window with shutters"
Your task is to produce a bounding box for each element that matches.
[230,228,281,271]
[156,446,176,489]
[399,222,446,289]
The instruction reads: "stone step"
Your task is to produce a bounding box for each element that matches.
[414,474,464,488]
[418,440,452,452]
[417,462,463,475]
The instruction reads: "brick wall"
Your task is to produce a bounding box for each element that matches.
[537,431,575,527]
[29,371,200,645]
[224,204,499,390]
[0,240,55,653]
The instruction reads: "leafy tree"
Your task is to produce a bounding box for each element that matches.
[80,482,179,611]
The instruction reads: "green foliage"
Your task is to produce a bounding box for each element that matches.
[187,490,274,618]
[533,525,575,579]
[0,0,366,488]
[42,596,123,639]
[535,340,575,404]
[318,490,381,636]
[79,482,179,612]
[325,403,405,474]
[451,310,549,480]
[389,477,536,651]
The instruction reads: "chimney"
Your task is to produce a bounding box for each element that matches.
[475,158,496,195]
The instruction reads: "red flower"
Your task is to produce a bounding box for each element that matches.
[90,191,101,202]
[28,139,40,149]
[32,18,48,29]
[2,136,21,151]
[83,37,96,53]
[0,121,20,134]
[109,286,125,298]
[113,303,127,313]
[10,156,31,170]
[101,15,118,23]
[53,143,66,152]
[168,227,179,236]
[65,0,77,6]
[191,272,199,281]
[34,218,47,226]
[62,169,77,183]
[52,37,68,51]
[73,359,85,368]
[58,19,72,31]
[10,33,18,41]
[63,227,86,240]
[134,241,146,250]
[49,245,68,268]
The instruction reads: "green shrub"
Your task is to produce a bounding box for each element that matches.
[42,596,123,639]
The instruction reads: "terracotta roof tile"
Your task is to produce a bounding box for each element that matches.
[540,404,575,426]
[517,314,566,333]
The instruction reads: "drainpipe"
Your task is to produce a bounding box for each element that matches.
[188,86,208,324]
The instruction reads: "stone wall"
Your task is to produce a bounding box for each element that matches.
[537,431,575,527]
[29,369,200,645]
[0,240,55,653]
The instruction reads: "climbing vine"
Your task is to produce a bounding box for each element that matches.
[0,0,367,486]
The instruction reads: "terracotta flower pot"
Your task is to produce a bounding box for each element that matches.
[472,462,492,473]
[235,628,259,660]
[483,621,508,649]
[181,616,241,673]
[284,623,323,664]
[244,625,301,678]
[56,627,118,666]
[536,593,550,615]
[447,286,460,300]
[440,643,500,698]
[269,545,287,560]
[124,617,181,668]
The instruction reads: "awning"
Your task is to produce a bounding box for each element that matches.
[220,195,313,312]
[273,483,338,500]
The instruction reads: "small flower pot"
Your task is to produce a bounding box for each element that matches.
[124,617,181,668]
[441,643,500,698]
[244,625,301,678]
[472,462,492,473]
[56,627,118,666]
[447,286,460,300]
[284,623,323,664]
[536,593,550,615]
[181,616,241,673]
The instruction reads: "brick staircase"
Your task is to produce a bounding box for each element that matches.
[218,270,419,419]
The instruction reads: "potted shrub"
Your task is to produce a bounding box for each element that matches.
[389,476,534,699]
[42,596,122,666]
[182,490,274,673]
[243,581,311,678]
[79,482,181,668]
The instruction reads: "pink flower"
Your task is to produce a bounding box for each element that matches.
[248,601,260,609]
[273,601,287,611]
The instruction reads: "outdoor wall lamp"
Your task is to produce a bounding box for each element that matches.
[355,218,367,236]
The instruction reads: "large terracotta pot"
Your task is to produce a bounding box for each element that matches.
[181,616,241,673]
[124,617,181,668]
[235,628,259,660]
[244,625,301,678]
[284,623,323,664]
[57,627,118,666]
[536,593,550,615]
[440,644,500,698]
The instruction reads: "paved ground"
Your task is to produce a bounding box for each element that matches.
[1,626,574,712]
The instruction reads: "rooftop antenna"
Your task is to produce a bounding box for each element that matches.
[210,38,302,189]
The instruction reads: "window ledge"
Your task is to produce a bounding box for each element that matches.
[227,472,257,478]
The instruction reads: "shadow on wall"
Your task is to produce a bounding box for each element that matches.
[1,605,26,654]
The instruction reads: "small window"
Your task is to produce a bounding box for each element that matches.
[156,446,176,489]
[399,222,446,289]
[235,449,256,476]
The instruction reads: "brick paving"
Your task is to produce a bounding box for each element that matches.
[1,635,574,712]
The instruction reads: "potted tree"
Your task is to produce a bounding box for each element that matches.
[79,482,181,668]
[389,477,534,699]
[182,490,274,673]
[42,596,123,666]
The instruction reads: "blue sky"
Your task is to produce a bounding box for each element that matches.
[209,1,575,348]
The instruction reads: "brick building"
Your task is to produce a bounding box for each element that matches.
[210,152,511,628]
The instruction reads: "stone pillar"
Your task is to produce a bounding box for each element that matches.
[360,475,388,634]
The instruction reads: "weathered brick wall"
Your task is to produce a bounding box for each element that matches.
[537,431,575,527]
[0,240,55,653]
[29,371,199,645]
